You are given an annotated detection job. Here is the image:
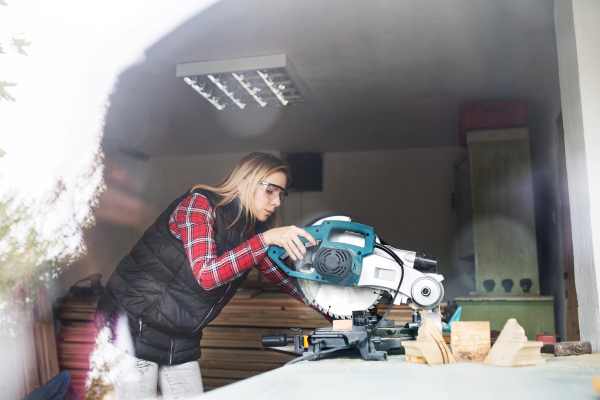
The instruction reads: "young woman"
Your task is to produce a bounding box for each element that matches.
[94,152,329,399]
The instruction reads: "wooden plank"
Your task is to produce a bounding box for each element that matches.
[197,360,283,372]
[58,355,91,369]
[202,326,295,335]
[55,312,95,321]
[20,321,41,394]
[54,297,99,321]
[200,348,295,363]
[233,288,263,299]
[200,368,264,379]
[33,322,61,384]
[57,342,95,355]
[208,317,330,328]
[202,377,239,389]
[209,316,328,324]
[450,321,491,362]
[483,319,545,367]
[70,378,87,389]
[556,115,581,341]
[66,369,90,379]
[66,321,97,328]
[57,323,98,343]
[215,310,328,319]
[403,319,456,365]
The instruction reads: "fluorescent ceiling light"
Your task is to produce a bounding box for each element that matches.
[176,54,305,110]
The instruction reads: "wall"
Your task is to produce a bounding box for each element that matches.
[280,147,470,300]
[56,147,472,302]
[555,0,600,351]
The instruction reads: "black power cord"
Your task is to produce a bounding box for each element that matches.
[285,243,405,365]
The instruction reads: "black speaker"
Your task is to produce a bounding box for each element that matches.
[284,153,323,192]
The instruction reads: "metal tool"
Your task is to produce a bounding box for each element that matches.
[263,215,448,361]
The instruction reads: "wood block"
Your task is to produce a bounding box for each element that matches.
[483,318,545,367]
[592,376,600,393]
[450,321,491,362]
[332,320,353,331]
[403,319,456,365]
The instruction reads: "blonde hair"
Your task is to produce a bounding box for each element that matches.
[190,152,292,230]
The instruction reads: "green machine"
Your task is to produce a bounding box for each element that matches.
[453,128,554,339]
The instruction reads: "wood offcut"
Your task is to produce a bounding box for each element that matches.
[403,319,457,365]
[482,318,544,367]
[450,321,491,362]
[332,319,353,331]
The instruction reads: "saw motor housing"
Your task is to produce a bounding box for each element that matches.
[268,217,445,321]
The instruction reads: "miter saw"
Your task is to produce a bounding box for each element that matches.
[261,215,446,362]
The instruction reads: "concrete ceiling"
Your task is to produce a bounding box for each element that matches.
[102,0,560,158]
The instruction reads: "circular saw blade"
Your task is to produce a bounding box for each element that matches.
[298,278,382,319]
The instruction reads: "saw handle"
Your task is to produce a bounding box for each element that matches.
[307,220,375,255]
[269,220,375,262]
[262,334,294,347]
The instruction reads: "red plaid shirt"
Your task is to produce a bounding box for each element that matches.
[168,193,306,303]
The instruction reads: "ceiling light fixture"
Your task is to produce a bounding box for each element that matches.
[176,54,306,110]
[207,74,246,109]
[232,73,267,107]
[257,70,288,105]
[183,77,225,110]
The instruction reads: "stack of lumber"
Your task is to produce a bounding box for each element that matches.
[55,296,100,397]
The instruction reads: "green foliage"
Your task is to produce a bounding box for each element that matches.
[1,1,31,103]
[0,81,17,102]
[86,358,113,400]
[12,36,31,56]
[0,183,84,332]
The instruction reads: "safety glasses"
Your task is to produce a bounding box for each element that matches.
[257,181,288,201]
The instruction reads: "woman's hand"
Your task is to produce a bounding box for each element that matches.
[262,226,317,261]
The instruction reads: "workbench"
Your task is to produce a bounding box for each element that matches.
[194,353,600,400]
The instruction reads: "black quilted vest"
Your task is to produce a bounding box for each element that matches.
[94,189,266,364]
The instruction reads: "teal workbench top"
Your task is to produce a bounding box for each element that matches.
[195,353,600,400]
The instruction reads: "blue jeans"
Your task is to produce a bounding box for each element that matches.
[111,348,204,399]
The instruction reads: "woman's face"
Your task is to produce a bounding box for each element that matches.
[251,171,287,222]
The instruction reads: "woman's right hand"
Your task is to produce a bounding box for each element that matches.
[262,226,317,261]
